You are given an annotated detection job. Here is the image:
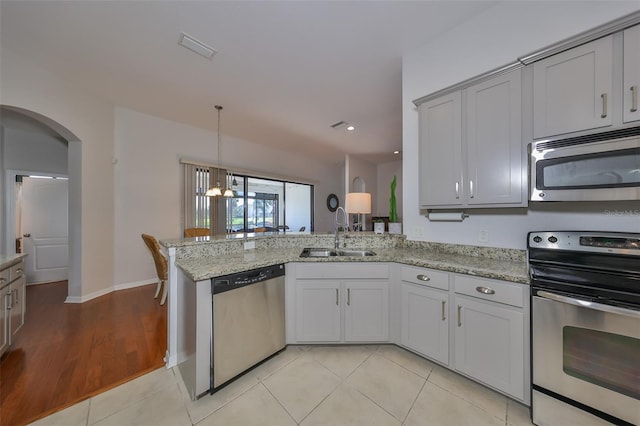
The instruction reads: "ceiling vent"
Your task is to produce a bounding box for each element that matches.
[178,32,217,60]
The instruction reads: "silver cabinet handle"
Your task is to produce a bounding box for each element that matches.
[469,180,474,199]
[631,85,638,112]
[347,288,351,306]
[0,278,5,284]
[457,305,462,327]
[600,93,607,118]
[441,300,446,321]
[336,288,339,306]
[416,274,430,282]
[5,293,12,310]
[476,286,495,295]
[455,181,460,199]
[15,268,22,275]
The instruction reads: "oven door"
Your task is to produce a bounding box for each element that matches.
[532,290,640,425]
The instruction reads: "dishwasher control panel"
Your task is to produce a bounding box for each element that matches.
[212,264,285,294]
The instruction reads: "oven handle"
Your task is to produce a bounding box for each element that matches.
[536,291,640,319]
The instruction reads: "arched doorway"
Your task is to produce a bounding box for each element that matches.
[1,105,81,300]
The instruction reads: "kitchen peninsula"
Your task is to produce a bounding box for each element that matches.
[161,232,530,404]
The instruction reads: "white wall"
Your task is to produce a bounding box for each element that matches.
[2,127,68,174]
[376,159,402,220]
[402,2,640,249]
[113,107,342,287]
[1,46,115,299]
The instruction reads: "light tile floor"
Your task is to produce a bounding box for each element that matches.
[30,345,533,426]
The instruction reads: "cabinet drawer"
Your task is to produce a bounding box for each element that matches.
[453,275,525,308]
[10,262,24,281]
[401,266,449,291]
[0,268,9,287]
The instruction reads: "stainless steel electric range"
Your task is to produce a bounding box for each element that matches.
[528,231,639,425]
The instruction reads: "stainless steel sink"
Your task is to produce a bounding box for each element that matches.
[300,248,339,257]
[300,248,376,257]
[337,249,376,257]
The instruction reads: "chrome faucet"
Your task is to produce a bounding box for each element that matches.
[334,206,349,249]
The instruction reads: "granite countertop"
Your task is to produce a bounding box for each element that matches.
[174,247,529,284]
[0,253,27,270]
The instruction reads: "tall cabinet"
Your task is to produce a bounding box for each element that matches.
[417,67,525,209]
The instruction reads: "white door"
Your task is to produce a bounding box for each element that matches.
[20,177,69,284]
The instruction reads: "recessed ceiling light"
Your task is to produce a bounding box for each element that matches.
[393,150,400,155]
[346,125,355,131]
[178,32,217,60]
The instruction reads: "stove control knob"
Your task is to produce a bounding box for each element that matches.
[533,236,542,243]
[548,236,558,243]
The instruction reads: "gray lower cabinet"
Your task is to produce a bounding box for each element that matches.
[453,275,528,402]
[399,265,530,404]
[400,266,449,365]
[0,260,26,358]
[290,263,389,343]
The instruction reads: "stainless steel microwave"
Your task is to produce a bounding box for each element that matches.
[530,127,640,201]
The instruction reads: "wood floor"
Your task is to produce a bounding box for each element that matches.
[0,281,167,426]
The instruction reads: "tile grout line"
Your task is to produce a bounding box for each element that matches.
[401,377,428,425]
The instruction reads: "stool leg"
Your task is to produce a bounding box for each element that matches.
[160,280,168,305]
[154,279,162,298]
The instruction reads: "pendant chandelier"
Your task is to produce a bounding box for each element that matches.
[205,105,234,197]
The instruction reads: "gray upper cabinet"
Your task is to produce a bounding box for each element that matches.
[418,92,463,207]
[418,69,525,209]
[624,25,640,124]
[466,71,523,205]
[533,36,614,138]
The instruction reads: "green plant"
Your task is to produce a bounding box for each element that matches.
[389,175,398,222]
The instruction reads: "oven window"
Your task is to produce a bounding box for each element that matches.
[540,148,640,189]
[563,326,640,400]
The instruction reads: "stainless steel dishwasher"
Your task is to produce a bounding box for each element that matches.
[211,264,285,391]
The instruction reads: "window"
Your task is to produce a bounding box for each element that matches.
[183,162,313,235]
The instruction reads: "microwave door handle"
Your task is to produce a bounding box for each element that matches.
[537,291,640,319]
[631,85,638,113]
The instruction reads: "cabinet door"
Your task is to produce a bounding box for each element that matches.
[466,70,524,205]
[400,283,448,365]
[419,92,463,207]
[0,286,9,357]
[295,280,341,342]
[624,25,640,123]
[454,296,525,400]
[344,280,389,342]
[533,36,613,138]
[10,276,26,338]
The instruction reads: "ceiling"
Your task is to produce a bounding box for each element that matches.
[0,1,499,164]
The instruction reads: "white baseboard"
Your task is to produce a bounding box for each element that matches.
[64,279,157,303]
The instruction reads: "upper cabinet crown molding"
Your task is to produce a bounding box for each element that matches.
[519,10,640,65]
[413,10,640,107]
